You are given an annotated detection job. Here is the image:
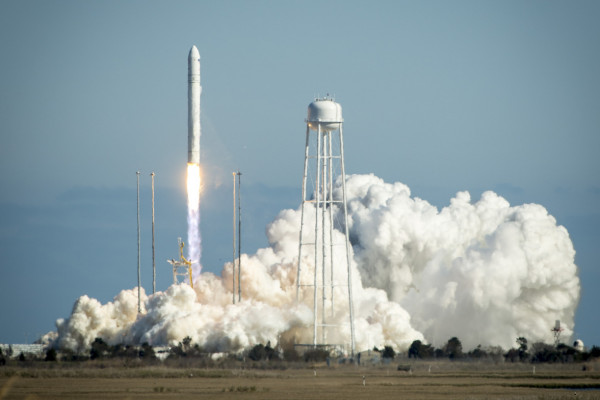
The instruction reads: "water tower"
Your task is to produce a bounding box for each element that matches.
[296,97,356,356]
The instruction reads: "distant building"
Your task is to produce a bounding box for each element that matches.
[0,344,45,359]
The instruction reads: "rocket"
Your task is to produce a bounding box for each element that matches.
[188,45,201,164]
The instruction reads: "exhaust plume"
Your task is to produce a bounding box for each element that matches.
[187,163,201,279]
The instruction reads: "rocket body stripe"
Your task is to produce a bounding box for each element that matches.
[188,45,201,164]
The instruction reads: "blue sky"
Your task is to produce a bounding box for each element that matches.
[1,0,598,346]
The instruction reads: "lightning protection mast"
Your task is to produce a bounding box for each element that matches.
[296,96,356,357]
[232,172,237,304]
[136,171,142,313]
[151,172,156,294]
[232,171,242,304]
[237,171,242,303]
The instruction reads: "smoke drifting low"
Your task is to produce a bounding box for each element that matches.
[50,174,580,353]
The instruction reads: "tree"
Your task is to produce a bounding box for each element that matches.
[248,344,267,361]
[90,338,110,360]
[264,341,276,360]
[468,345,488,359]
[408,340,434,359]
[590,346,600,359]
[139,342,155,359]
[516,337,529,362]
[382,346,396,360]
[531,342,560,363]
[408,340,422,359]
[282,346,300,362]
[170,337,196,358]
[45,348,57,362]
[181,337,193,352]
[556,343,577,362]
[444,337,463,360]
[504,348,520,362]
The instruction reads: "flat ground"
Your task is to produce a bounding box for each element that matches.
[1,361,599,399]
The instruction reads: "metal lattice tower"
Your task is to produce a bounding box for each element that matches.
[167,238,194,288]
[296,97,356,356]
[551,320,564,347]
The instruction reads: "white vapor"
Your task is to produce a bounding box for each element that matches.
[50,174,579,353]
[187,163,202,279]
[340,174,579,349]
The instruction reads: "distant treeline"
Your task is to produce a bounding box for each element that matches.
[1,336,599,366]
[406,337,600,364]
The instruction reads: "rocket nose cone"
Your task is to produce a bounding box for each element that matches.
[189,45,200,60]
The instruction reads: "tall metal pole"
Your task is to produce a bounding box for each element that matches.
[328,133,335,318]
[151,172,156,294]
[136,171,141,314]
[232,172,237,304]
[296,126,311,302]
[237,171,242,302]
[321,131,327,344]
[313,126,321,347]
[339,126,356,356]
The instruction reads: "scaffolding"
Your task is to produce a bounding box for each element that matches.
[167,237,194,288]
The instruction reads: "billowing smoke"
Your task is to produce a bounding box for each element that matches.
[340,174,579,349]
[50,174,579,353]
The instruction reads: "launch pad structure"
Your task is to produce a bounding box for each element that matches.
[167,238,194,289]
[296,97,356,356]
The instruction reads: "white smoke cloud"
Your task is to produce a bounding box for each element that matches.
[51,174,579,353]
[342,174,579,349]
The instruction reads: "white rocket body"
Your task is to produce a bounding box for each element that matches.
[188,45,201,164]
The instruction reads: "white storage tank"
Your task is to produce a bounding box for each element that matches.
[307,98,343,132]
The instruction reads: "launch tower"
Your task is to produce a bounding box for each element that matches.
[296,97,356,356]
[167,238,194,289]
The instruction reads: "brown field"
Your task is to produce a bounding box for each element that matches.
[1,360,600,400]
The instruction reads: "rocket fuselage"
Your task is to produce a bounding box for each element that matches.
[188,46,201,164]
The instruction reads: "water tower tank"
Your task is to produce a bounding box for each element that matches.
[307,98,343,132]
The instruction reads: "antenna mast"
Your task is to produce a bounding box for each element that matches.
[136,171,141,313]
[151,172,156,294]
[231,171,242,302]
[237,171,242,302]
[232,172,237,304]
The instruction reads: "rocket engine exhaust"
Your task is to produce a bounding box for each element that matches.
[187,163,201,278]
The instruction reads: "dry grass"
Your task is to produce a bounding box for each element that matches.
[1,360,599,399]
